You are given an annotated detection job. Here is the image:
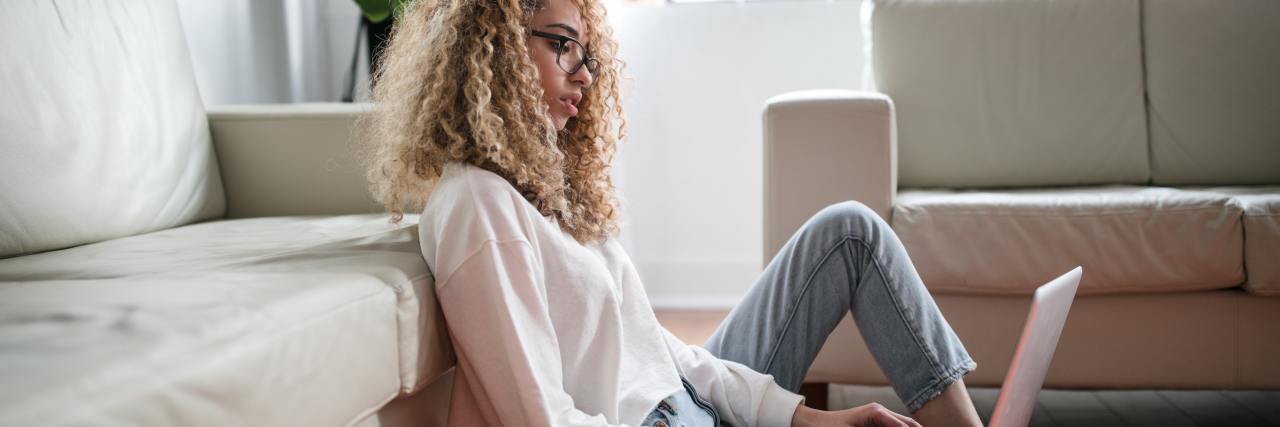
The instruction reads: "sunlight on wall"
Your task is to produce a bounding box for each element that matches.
[608,1,867,307]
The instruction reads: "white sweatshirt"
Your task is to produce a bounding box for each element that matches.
[418,163,804,426]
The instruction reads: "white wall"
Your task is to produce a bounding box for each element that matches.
[610,2,866,308]
[176,0,869,308]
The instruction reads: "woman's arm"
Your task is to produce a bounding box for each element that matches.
[792,403,921,427]
[439,239,628,426]
[660,328,919,427]
[658,328,804,426]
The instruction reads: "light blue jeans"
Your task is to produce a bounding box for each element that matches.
[640,377,720,427]
[644,201,975,426]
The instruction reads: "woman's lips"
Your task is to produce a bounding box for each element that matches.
[559,98,578,117]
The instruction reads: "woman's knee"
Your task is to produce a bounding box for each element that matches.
[807,201,887,237]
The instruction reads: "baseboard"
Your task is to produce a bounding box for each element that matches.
[649,296,741,310]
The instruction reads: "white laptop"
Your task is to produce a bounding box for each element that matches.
[988,266,1083,427]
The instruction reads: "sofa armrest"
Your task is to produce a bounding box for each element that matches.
[763,90,897,266]
[208,103,382,218]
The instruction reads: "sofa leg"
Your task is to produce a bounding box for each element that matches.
[800,382,829,410]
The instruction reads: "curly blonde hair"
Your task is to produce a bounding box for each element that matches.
[358,0,625,244]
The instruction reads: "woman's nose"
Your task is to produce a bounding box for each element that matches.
[570,65,593,88]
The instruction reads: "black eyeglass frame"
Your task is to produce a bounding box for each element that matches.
[530,30,601,77]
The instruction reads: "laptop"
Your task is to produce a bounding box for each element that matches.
[987,266,1083,427]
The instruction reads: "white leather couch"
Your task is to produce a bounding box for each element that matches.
[0,1,454,425]
[765,0,1280,393]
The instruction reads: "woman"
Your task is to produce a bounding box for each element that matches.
[360,0,984,424]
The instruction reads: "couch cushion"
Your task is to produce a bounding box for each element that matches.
[891,187,1244,295]
[1144,0,1280,185]
[0,0,225,258]
[0,215,451,425]
[869,0,1149,188]
[1203,187,1280,295]
[809,291,1280,388]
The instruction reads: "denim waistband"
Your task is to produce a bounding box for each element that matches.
[640,377,720,427]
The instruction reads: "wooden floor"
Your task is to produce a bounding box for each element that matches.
[655,309,1280,426]
[832,385,1280,426]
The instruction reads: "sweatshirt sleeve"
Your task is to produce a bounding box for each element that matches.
[436,239,629,426]
[660,328,804,427]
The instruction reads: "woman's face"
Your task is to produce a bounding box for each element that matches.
[527,0,594,130]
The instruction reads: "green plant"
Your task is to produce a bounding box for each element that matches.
[353,0,411,24]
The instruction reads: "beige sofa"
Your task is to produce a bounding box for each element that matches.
[0,1,454,425]
[764,0,1280,397]
[762,0,1274,396]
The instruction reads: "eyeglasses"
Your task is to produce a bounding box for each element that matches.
[530,30,600,78]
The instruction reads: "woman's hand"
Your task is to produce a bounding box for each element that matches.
[791,403,923,427]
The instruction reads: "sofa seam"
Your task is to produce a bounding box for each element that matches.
[390,271,442,395]
[107,218,421,277]
[1138,0,1155,185]
[344,388,404,427]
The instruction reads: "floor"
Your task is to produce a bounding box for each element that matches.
[655,310,1280,427]
[832,384,1280,426]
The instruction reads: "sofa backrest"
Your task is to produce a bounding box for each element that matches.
[0,0,225,258]
[1144,0,1280,185]
[869,0,1151,189]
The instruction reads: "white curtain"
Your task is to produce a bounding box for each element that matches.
[176,0,367,106]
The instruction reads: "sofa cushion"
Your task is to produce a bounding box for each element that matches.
[1144,0,1280,185]
[869,0,1149,188]
[891,187,1244,295]
[0,0,225,258]
[1203,187,1280,295]
[0,215,451,425]
[810,290,1280,388]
